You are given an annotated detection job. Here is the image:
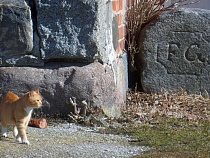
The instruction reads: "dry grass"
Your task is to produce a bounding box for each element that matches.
[124,89,210,124]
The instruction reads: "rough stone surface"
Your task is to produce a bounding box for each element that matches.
[0,0,41,66]
[139,8,210,93]
[0,0,119,65]
[0,62,119,116]
[34,0,114,63]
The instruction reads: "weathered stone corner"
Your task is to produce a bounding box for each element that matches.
[0,0,38,66]
[139,8,210,94]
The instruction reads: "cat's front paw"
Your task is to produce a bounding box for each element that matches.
[22,140,30,145]
[16,137,22,143]
[2,133,8,138]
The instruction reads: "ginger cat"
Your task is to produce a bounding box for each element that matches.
[0,89,42,145]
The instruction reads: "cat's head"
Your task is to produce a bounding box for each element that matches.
[27,89,42,108]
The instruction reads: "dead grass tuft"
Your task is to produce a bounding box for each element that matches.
[124,89,210,124]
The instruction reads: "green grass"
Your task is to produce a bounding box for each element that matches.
[128,117,210,158]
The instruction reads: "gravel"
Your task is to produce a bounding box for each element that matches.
[0,123,149,158]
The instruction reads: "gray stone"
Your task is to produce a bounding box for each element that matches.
[0,62,120,116]
[0,0,41,66]
[139,8,210,93]
[34,0,114,63]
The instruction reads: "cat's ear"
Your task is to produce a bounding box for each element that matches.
[27,91,32,98]
[28,90,37,98]
[29,91,34,96]
[35,89,39,94]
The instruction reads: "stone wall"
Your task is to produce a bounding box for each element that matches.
[0,0,128,117]
[2,1,210,116]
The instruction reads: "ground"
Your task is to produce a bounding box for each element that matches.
[1,90,210,157]
[0,123,148,158]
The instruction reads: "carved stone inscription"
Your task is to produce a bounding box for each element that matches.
[140,8,210,93]
[157,32,210,76]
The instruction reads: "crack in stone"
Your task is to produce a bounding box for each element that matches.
[28,0,44,60]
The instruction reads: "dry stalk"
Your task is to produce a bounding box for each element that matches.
[81,100,88,116]
[69,97,79,115]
